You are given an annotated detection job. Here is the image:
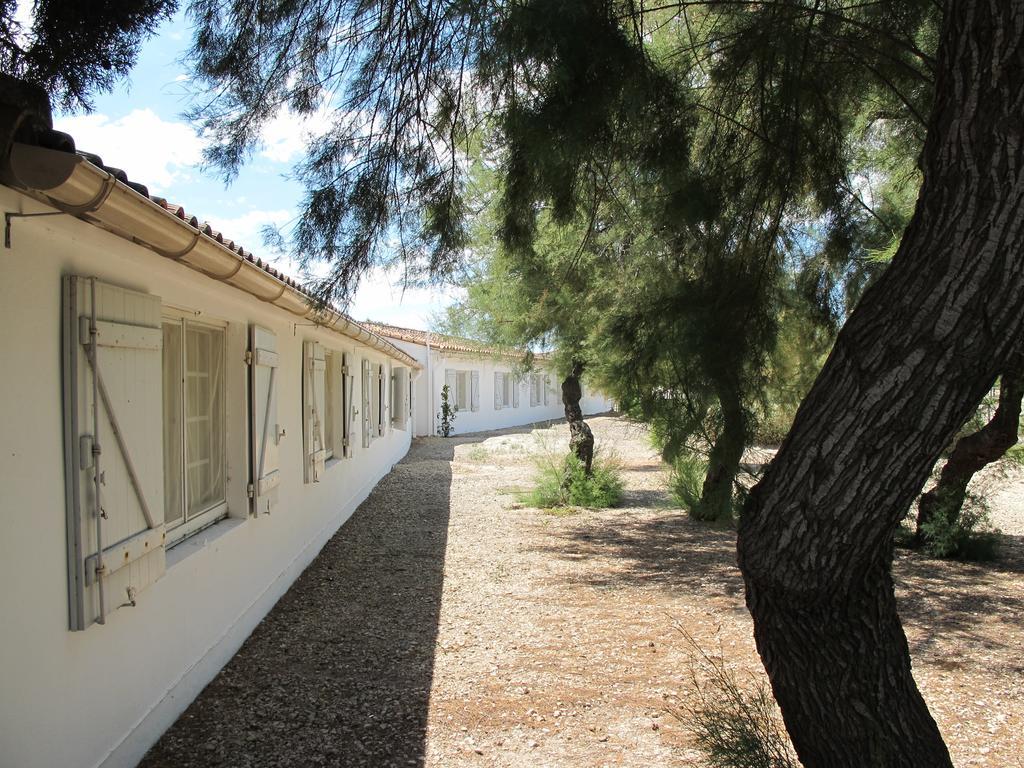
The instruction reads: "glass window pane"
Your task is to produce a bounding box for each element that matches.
[185,323,225,518]
[163,322,184,528]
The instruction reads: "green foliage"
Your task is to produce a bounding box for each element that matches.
[672,631,798,768]
[919,494,1001,561]
[670,452,706,516]
[525,452,623,510]
[437,384,456,437]
[0,0,176,111]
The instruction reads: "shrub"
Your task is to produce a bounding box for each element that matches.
[670,452,706,513]
[525,451,623,509]
[669,452,746,523]
[919,492,1001,561]
[437,383,456,437]
[671,630,798,768]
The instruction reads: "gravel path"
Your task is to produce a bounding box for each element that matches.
[141,415,1024,767]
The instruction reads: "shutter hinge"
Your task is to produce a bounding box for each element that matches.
[247,483,254,499]
[244,349,253,365]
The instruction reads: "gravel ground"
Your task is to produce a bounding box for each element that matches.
[141,415,1024,767]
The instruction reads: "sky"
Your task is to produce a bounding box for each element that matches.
[44,7,461,330]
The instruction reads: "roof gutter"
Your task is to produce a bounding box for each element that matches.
[3,142,420,369]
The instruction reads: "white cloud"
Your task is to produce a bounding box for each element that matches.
[259,106,334,164]
[348,265,464,329]
[200,208,294,259]
[54,109,205,192]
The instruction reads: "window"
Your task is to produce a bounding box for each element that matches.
[372,362,386,436]
[324,350,337,460]
[445,368,478,413]
[495,371,514,409]
[530,374,543,407]
[455,370,471,410]
[163,315,227,544]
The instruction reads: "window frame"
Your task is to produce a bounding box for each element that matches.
[162,309,230,548]
[455,370,471,411]
[323,349,336,461]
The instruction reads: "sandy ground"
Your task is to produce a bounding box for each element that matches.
[141,415,1024,767]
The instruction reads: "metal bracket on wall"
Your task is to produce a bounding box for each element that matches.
[4,210,67,248]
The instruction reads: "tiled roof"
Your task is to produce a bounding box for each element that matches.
[361,320,550,360]
[10,125,412,359]
[71,142,305,292]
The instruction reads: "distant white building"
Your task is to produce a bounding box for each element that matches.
[361,322,614,436]
[0,103,421,767]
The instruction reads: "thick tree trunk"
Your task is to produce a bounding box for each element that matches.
[737,2,1024,766]
[562,360,595,475]
[695,380,746,521]
[916,355,1024,542]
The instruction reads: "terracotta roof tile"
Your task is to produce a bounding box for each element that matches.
[361,320,550,361]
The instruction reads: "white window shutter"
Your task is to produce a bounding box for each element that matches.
[544,374,551,406]
[63,276,166,630]
[343,352,356,458]
[361,358,372,448]
[493,372,502,410]
[513,375,520,408]
[379,364,388,435]
[303,341,327,482]
[391,366,409,429]
[530,375,538,407]
[328,352,344,457]
[470,370,480,412]
[250,325,281,516]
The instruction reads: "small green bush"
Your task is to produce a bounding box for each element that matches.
[526,452,624,509]
[670,452,706,513]
[919,493,1001,561]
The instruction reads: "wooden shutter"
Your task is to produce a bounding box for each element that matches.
[391,366,409,429]
[530,374,538,407]
[303,341,327,482]
[250,325,281,516]
[361,358,372,448]
[63,276,166,630]
[471,370,480,412]
[329,352,344,457]
[494,372,503,410]
[513,375,520,408]
[544,374,551,405]
[343,352,355,458]
[379,363,388,435]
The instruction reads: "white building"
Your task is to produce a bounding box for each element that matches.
[361,322,614,436]
[0,120,421,766]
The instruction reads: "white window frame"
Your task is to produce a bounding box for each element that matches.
[455,370,471,411]
[323,349,337,461]
[162,309,229,547]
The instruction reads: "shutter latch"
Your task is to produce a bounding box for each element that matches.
[244,349,253,365]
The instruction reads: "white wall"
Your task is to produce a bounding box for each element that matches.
[0,185,414,768]
[380,339,614,437]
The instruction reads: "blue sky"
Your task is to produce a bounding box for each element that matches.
[44,6,460,329]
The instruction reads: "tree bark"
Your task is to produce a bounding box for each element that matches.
[695,379,747,521]
[737,2,1024,766]
[562,360,595,475]
[916,354,1024,543]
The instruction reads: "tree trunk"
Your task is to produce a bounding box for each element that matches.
[916,354,1024,543]
[695,380,746,522]
[562,360,595,475]
[737,2,1024,766]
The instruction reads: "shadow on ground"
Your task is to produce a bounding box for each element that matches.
[537,510,744,600]
[140,440,455,768]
